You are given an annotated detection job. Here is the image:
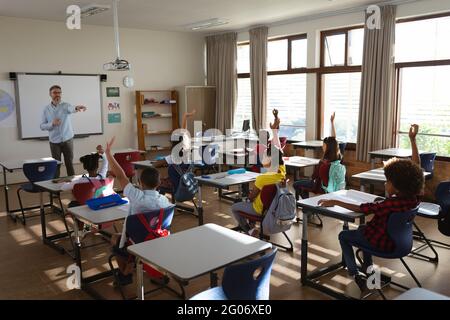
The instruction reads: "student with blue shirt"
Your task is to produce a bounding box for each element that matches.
[105,136,171,285]
[40,85,87,177]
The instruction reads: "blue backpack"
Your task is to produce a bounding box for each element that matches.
[173,164,198,202]
[323,160,346,193]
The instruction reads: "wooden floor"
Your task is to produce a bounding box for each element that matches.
[1,181,449,300]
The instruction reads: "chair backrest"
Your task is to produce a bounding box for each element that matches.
[23,160,58,183]
[260,184,277,212]
[420,152,436,174]
[113,152,140,178]
[338,142,347,156]
[125,205,175,244]
[387,207,419,257]
[279,137,287,150]
[72,178,115,205]
[436,181,450,215]
[222,248,277,300]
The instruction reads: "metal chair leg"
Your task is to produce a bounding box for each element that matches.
[16,188,26,225]
[57,195,76,257]
[108,254,127,300]
[400,257,422,288]
[410,222,439,263]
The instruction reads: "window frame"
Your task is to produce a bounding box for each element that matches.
[394,12,450,161]
[317,26,364,148]
[237,33,309,142]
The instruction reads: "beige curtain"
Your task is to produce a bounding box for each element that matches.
[206,33,237,132]
[250,26,268,132]
[356,5,397,162]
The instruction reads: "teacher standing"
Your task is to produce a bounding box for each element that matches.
[40,85,87,177]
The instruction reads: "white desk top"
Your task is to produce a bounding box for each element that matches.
[291,140,324,148]
[127,223,271,281]
[68,200,129,225]
[394,288,450,300]
[284,156,320,168]
[195,171,260,187]
[368,148,414,158]
[34,175,83,192]
[0,158,61,171]
[298,189,379,220]
[132,160,155,168]
[352,168,431,182]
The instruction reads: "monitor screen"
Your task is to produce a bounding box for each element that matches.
[242,119,250,132]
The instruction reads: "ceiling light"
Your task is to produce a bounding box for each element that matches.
[187,18,229,31]
[80,4,110,18]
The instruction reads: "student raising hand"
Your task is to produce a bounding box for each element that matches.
[409,124,420,165]
[270,109,280,130]
[409,124,419,140]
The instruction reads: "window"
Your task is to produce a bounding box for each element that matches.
[267,74,307,141]
[320,27,364,142]
[322,73,361,143]
[396,15,450,63]
[397,66,450,156]
[235,35,308,139]
[268,39,288,71]
[395,14,450,158]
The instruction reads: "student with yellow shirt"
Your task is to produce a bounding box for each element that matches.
[231,117,286,236]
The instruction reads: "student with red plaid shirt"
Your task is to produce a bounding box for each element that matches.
[318,124,424,292]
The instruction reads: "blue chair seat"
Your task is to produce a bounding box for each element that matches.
[190,286,227,300]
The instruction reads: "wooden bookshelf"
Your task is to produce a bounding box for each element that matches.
[136,90,179,154]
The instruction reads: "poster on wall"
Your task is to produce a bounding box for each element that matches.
[108,113,121,124]
[0,80,17,128]
[107,102,120,111]
[106,87,120,97]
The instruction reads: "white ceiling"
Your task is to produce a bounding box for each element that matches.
[0,0,396,32]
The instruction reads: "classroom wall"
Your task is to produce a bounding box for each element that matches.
[0,16,205,184]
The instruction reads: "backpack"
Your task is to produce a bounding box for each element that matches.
[173,164,199,202]
[262,185,296,234]
[323,160,346,193]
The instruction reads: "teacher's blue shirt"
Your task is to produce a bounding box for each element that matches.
[40,102,76,143]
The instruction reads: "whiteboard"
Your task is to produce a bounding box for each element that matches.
[16,74,103,139]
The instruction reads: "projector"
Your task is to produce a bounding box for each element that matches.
[103,58,131,71]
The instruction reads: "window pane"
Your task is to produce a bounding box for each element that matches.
[396,16,450,62]
[234,78,252,131]
[398,66,450,156]
[291,38,307,68]
[399,134,450,158]
[237,44,250,74]
[268,39,288,71]
[323,72,361,143]
[348,28,364,66]
[324,34,345,66]
[267,74,307,141]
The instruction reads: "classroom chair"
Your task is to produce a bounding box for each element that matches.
[113,151,141,182]
[108,205,182,300]
[420,152,436,179]
[16,160,58,225]
[355,207,421,299]
[410,181,450,262]
[235,184,293,252]
[190,248,277,300]
[72,178,116,231]
[338,142,347,157]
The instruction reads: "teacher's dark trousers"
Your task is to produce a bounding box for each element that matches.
[49,139,75,178]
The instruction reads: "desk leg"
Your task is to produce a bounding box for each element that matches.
[3,168,14,220]
[370,157,375,169]
[210,272,218,287]
[360,183,365,192]
[40,191,46,240]
[197,186,204,225]
[294,167,299,182]
[137,259,144,300]
[300,211,309,285]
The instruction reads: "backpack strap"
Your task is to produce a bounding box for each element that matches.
[136,208,165,241]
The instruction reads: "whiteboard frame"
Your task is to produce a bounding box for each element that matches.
[14,72,105,140]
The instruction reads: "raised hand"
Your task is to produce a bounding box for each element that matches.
[409,124,419,140]
[106,137,115,153]
[186,109,197,117]
[330,112,335,122]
